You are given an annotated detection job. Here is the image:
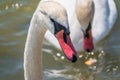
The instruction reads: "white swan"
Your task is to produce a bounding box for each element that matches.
[45,0,118,51]
[24,0,117,80]
[24,1,78,80]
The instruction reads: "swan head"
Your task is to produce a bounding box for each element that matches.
[76,0,94,52]
[39,2,78,62]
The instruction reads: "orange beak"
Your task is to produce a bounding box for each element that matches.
[55,30,78,62]
[83,29,94,52]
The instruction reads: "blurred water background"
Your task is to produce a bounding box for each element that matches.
[0,0,120,80]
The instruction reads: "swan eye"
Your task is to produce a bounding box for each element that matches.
[50,18,69,35]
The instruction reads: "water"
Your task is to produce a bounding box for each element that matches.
[0,0,120,80]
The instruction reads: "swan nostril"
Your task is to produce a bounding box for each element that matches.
[71,54,77,63]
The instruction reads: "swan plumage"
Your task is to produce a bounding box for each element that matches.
[45,0,117,51]
[24,0,117,80]
[24,1,78,80]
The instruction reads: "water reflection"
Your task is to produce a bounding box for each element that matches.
[43,49,120,80]
[0,0,39,80]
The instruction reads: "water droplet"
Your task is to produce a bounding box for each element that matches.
[56,53,61,57]
[113,68,117,71]
[106,69,110,72]
[15,3,20,9]
[20,3,23,7]
[15,3,19,7]
[5,6,9,10]
[101,50,105,53]
[91,52,94,55]
[79,55,83,58]
[116,66,119,69]
[61,56,65,60]
[12,4,15,8]
[92,66,97,70]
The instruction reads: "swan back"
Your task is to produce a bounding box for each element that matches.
[92,0,118,43]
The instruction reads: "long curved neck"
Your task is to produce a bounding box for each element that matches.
[76,0,94,30]
[24,15,46,80]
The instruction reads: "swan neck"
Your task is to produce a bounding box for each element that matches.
[24,19,46,80]
[76,0,94,29]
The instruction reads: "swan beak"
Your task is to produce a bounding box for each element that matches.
[83,29,94,52]
[55,30,78,62]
